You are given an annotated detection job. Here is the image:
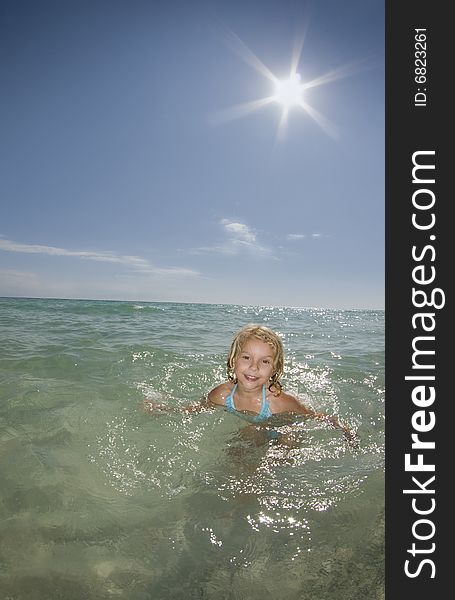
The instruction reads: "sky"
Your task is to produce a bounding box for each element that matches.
[0,0,384,309]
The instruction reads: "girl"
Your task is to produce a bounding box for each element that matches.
[144,324,355,443]
[208,323,309,420]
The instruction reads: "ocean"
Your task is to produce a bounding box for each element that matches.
[0,297,384,599]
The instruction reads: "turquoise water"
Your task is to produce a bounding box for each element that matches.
[0,298,384,599]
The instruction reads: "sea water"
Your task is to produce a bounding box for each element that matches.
[0,297,384,599]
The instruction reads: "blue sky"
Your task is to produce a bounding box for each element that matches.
[0,0,384,309]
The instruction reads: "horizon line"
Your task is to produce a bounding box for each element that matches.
[0,294,385,312]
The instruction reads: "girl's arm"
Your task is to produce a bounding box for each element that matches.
[284,394,359,447]
[142,397,215,415]
[142,383,228,416]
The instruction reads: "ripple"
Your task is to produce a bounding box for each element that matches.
[0,298,384,598]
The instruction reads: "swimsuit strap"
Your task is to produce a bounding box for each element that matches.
[224,384,273,421]
[225,384,237,412]
[258,384,273,420]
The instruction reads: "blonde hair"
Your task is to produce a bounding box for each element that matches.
[227,324,284,395]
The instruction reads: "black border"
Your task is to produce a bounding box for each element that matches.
[386,1,449,595]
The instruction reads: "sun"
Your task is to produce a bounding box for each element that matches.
[211,25,364,140]
[273,73,304,108]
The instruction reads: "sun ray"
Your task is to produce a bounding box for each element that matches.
[276,107,290,141]
[221,26,278,84]
[302,57,372,91]
[297,100,338,140]
[289,27,307,78]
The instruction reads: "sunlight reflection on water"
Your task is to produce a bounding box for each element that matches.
[0,299,384,599]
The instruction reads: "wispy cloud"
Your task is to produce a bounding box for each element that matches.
[0,268,39,282]
[286,232,324,240]
[190,219,276,259]
[0,237,199,277]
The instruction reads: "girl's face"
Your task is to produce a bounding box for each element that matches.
[233,338,275,391]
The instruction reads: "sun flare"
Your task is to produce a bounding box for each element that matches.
[273,73,304,108]
[211,24,366,140]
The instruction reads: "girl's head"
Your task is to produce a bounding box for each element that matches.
[227,324,284,395]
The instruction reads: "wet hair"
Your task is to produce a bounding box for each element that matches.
[226,324,284,395]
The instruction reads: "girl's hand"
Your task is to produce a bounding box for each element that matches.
[342,426,360,448]
[317,414,360,448]
[142,399,168,413]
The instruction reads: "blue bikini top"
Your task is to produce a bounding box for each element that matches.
[224,384,273,423]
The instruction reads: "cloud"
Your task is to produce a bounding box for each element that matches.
[220,219,257,243]
[286,232,324,240]
[190,219,276,259]
[0,237,199,277]
[0,268,39,282]
[286,233,306,240]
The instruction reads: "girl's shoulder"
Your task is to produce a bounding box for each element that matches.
[269,390,314,415]
[207,381,234,406]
